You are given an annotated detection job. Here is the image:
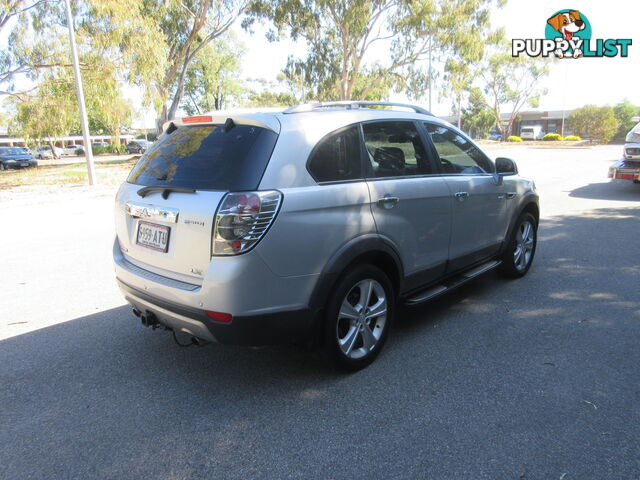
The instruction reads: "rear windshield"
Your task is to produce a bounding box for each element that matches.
[127,124,278,191]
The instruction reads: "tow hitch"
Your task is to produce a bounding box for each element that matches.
[132,307,208,347]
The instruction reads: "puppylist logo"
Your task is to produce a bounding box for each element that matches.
[512,10,632,59]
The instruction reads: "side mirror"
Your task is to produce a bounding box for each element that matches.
[495,157,518,175]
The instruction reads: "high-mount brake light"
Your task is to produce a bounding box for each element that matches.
[212,191,282,256]
[182,115,213,124]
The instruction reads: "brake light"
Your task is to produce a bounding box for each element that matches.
[182,115,213,124]
[212,190,282,255]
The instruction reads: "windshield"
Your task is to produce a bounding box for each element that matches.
[127,124,278,191]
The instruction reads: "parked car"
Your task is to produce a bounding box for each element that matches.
[488,131,503,141]
[126,140,151,154]
[0,146,37,170]
[623,122,640,160]
[520,125,544,140]
[63,144,84,156]
[114,101,539,370]
[35,145,64,159]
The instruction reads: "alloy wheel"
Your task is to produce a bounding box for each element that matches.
[336,279,387,359]
[514,220,535,271]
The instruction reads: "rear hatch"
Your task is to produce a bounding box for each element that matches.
[115,119,279,280]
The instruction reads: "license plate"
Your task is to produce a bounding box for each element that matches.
[21,162,29,167]
[136,221,170,252]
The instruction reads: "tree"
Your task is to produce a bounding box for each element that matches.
[12,75,79,157]
[567,105,618,144]
[248,0,502,101]
[11,61,133,154]
[181,34,245,114]
[480,49,548,140]
[245,89,297,107]
[141,0,247,130]
[613,99,639,140]
[461,88,494,138]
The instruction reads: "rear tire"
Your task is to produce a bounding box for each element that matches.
[322,264,395,371]
[499,212,537,278]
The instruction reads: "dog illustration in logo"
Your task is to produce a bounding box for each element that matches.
[547,10,585,58]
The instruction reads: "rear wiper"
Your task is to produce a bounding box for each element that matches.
[137,186,196,199]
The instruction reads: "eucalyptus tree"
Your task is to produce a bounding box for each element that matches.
[479,48,549,139]
[247,0,503,101]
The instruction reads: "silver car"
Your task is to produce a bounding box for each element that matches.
[113,101,539,370]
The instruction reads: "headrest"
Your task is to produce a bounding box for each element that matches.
[374,147,405,170]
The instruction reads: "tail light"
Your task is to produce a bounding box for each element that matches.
[212,190,282,256]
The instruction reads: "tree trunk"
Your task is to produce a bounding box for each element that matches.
[47,140,58,159]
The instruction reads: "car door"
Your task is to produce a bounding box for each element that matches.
[422,122,507,271]
[362,120,452,289]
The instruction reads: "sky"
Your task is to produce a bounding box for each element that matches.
[122,0,640,127]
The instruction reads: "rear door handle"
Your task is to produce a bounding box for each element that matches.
[454,191,469,201]
[377,196,400,209]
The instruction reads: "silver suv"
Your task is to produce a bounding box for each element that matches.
[114,101,539,370]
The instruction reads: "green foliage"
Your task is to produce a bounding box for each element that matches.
[461,88,495,138]
[507,135,522,142]
[562,135,581,141]
[613,100,639,140]
[74,148,85,156]
[12,75,79,147]
[182,35,245,114]
[11,61,132,146]
[92,145,110,155]
[542,133,562,141]
[245,90,297,107]
[248,0,500,101]
[567,105,619,144]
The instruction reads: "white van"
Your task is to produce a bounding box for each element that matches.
[520,126,544,140]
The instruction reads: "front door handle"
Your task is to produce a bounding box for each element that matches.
[506,192,517,199]
[454,191,469,201]
[377,196,400,209]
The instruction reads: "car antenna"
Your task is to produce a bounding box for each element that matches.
[223,117,235,133]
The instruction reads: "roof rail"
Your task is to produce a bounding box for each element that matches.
[283,101,432,116]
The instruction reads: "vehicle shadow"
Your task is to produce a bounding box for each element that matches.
[2,206,639,479]
[569,179,639,201]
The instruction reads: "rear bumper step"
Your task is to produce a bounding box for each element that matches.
[405,260,501,305]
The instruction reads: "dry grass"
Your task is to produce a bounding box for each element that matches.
[0,158,137,190]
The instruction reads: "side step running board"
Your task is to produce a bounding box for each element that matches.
[405,260,501,306]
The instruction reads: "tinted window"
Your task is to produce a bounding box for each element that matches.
[307,125,362,183]
[424,123,493,174]
[362,121,434,177]
[127,124,278,191]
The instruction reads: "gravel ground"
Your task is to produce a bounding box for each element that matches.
[0,145,638,479]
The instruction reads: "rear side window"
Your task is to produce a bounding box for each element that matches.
[127,124,278,191]
[307,125,362,183]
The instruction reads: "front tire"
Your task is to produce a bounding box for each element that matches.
[322,264,395,371]
[499,212,537,278]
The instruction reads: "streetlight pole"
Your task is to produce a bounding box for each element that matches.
[63,0,96,185]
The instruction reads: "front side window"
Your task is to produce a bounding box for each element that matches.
[424,123,494,174]
[307,125,362,183]
[362,121,434,178]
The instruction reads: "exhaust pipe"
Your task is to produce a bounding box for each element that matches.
[140,310,159,328]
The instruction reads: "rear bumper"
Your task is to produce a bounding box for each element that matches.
[609,160,640,181]
[118,278,315,345]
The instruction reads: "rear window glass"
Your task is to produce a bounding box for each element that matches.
[127,124,278,191]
